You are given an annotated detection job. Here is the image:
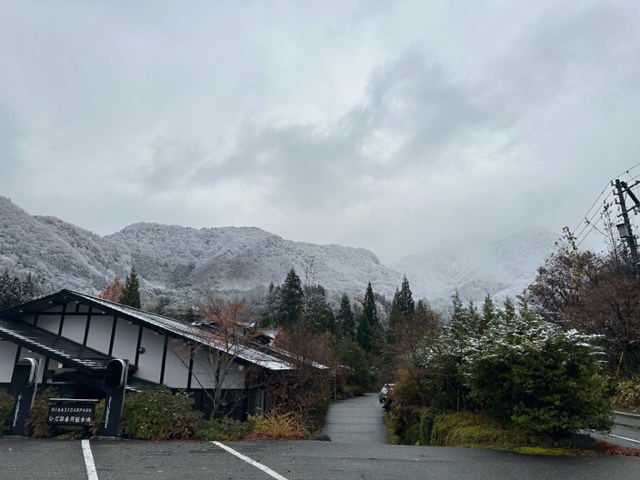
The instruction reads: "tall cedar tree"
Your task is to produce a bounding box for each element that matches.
[388,275,415,343]
[356,314,373,352]
[356,282,380,352]
[304,284,336,334]
[336,293,356,340]
[278,268,304,330]
[119,267,141,309]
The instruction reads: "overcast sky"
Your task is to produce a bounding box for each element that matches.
[1,0,640,263]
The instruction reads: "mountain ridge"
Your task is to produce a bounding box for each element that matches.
[0,196,559,310]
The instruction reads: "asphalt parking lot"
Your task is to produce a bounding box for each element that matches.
[2,435,640,480]
[2,396,639,480]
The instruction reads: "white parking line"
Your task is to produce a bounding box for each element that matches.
[211,441,290,480]
[81,439,99,480]
[608,433,640,446]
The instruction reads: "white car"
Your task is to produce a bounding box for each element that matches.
[379,383,393,403]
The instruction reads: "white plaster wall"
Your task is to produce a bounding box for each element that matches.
[135,328,165,384]
[36,316,61,334]
[85,317,114,353]
[0,341,18,383]
[190,349,216,389]
[221,364,245,389]
[111,319,140,363]
[21,314,37,326]
[163,338,190,388]
[61,315,87,344]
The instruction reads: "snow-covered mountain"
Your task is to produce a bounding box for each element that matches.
[0,196,559,311]
[392,227,559,310]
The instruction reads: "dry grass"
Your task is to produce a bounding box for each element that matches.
[247,411,309,440]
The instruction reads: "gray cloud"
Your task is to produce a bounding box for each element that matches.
[0,105,24,191]
[2,1,640,263]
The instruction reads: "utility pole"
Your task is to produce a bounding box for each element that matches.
[613,179,640,269]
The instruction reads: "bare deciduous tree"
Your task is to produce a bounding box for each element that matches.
[172,294,264,417]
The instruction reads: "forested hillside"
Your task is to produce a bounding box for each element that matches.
[0,196,557,309]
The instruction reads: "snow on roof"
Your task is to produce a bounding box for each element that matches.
[67,290,293,371]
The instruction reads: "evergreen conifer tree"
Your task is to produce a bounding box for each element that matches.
[119,266,142,309]
[356,312,373,352]
[415,299,438,333]
[396,276,415,316]
[356,282,380,352]
[336,293,356,339]
[388,276,415,343]
[479,294,497,334]
[303,284,335,334]
[361,282,380,331]
[277,268,304,330]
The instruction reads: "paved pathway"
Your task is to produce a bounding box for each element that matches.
[322,393,388,444]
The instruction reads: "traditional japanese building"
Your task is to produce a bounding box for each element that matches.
[0,289,295,419]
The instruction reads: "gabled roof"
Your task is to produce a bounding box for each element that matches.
[0,289,293,371]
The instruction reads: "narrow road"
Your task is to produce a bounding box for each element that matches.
[322,393,388,444]
[591,412,640,450]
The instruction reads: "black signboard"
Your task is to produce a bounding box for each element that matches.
[9,358,40,436]
[48,399,97,426]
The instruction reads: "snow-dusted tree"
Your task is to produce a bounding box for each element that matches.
[303,284,335,334]
[119,267,141,309]
[99,275,124,302]
[0,270,37,308]
[261,282,280,326]
[412,297,612,436]
[21,273,35,301]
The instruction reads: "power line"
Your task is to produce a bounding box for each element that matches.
[570,165,640,249]
[571,183,612,234]
[573,192,614,247]
[615,161,640,180]
[576,217,607,249]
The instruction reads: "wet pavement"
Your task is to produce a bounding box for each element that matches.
[322,393,388,444]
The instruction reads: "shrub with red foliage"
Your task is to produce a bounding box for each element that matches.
[595,439,640,457]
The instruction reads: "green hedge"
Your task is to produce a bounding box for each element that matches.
[0,391,15,435]
[120,386,204,440]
